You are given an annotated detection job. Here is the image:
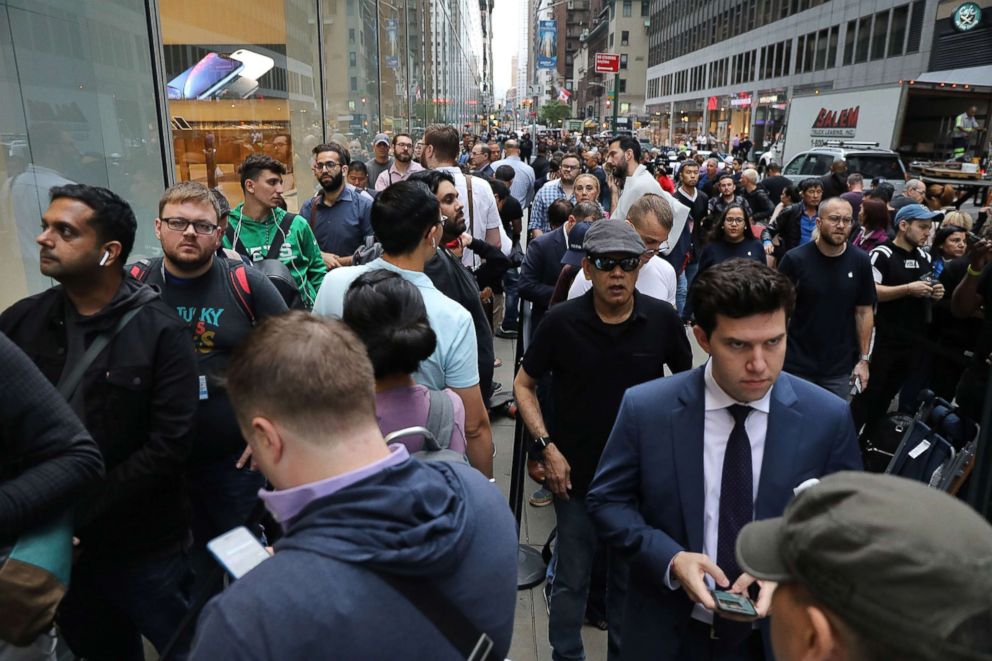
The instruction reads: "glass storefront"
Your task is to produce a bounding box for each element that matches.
[1,0,487,307]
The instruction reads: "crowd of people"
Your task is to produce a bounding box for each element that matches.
[3,121,992,661]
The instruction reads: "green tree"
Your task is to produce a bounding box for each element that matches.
[538,100,571,126]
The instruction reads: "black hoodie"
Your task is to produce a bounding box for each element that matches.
[0,278,198,567]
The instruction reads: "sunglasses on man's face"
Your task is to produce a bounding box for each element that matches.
[591,255,640,272]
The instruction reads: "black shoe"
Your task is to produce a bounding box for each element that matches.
[491,381,503,396]
[495,325,518,339]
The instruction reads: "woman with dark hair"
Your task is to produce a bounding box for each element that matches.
[343,269,467,455]
[696,203,765,275]
[931,224,968,277]
[768,184,800,226]
[852,197,891,252]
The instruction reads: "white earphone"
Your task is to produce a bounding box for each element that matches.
[99,250,110,266]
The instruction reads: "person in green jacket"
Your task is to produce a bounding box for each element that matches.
[224,154,327,308]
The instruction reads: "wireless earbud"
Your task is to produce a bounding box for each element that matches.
[99,250,111,266]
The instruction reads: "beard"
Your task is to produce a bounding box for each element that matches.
[395,151,411,163]
[820,230,849,247]
[443,212,467,240]
[166,242,214,271]
[320,171,344,193]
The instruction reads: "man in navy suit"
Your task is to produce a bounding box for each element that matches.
[587,259,862,661]
[518,199,580,338]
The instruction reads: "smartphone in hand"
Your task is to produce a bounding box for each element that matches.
[711,590,758,618]
[207,526,271,579]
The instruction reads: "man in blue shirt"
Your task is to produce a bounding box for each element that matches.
[313,180,493,477]
[492,139,536,208]
[299,142,373,270]
[529,153,581,237]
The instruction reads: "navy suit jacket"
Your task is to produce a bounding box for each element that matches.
[586,367,862,660]
[518,228,567,331]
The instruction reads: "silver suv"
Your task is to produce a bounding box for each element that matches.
[782,142,907,184]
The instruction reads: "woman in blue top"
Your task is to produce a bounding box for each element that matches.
[696,202,766,275]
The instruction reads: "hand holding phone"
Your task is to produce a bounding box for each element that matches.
[207,526,271,579]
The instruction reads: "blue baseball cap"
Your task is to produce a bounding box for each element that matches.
[894,203,943,225]
[561,221,593,267]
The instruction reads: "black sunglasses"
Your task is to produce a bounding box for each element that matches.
[591,255,640,272]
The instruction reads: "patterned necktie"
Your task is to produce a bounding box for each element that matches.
[714,404,753,645]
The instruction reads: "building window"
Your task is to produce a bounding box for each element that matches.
[350,76,358,91]
[609,32,614,47]
[620,53,628,69]
[827,25,839,68]
[621,30,629,45]
[814,28,828,70]
[641,0,649,16]
[889,5,909,57]
[349,52,357,67]
[349,28,356,44]
[855,16,871,63]
[843,20,856,65]
[619,78,627,93]
[623,1,632,17]
[907,0,925,53]
[871,10,889,60]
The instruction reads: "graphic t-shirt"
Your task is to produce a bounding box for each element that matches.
[869,240,933,342]
[143,258,288,460]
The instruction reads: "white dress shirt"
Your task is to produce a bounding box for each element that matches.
[667,359,771,624]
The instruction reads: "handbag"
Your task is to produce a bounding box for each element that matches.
[0,305,143,645]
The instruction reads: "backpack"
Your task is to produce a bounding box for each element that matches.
[128,256,256,325]
[225,213,305,309]
[383,389,468,464]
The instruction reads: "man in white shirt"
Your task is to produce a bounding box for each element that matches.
[607,136,689,265]
[587,259,862,660]
[568,194,677,307]
[423,124,510,269]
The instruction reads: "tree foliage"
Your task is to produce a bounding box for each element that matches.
[539,100,571,126]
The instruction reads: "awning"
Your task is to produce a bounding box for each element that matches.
[583,119,597,128]
[915,67,992,88]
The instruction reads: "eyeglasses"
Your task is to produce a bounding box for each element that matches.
[162,217,220,235]
[823,214,854,225]
[395,142,413,149]
[591,255,640,272]
[724,218,746,225]
[560,164,580,171]
[314,161,342,171]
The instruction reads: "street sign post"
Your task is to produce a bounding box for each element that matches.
[594,53,622,135]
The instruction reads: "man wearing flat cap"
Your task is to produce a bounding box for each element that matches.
[514,220,693,661]
[737,471,992,660]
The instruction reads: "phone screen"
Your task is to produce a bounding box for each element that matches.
[183,53,244,100]
[207,526,270,579]
[712,590,758,617]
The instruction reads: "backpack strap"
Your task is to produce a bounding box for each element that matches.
[307,194,321,233]
[225,222,250,259]
[127,257,156,282]
[465,175,475,237]
[227,262,256,325]
[424,388,455,452]
[265,213,298,261]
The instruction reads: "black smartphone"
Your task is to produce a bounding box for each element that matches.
[712,589,758,617]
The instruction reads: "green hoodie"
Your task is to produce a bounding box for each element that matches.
[224,204,327,308]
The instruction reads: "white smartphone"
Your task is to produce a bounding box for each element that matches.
[182,52,244,100]
[206,526,270,579]
[230,49,275,81]
[221,76,260,99]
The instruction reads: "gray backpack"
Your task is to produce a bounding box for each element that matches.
[383,389,468,464]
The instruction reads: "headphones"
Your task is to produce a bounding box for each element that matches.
[99,250,111,266]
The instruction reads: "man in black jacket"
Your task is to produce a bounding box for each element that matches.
[820,157,848,199]
[740,168,775,223]
[762,177,823,261]
[0,184,199,660]
[412,170,502,403]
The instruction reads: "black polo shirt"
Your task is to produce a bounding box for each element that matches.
[869,240,933,342]
[521,291,693,495]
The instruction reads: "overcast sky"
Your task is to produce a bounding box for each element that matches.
[492,0,520,100]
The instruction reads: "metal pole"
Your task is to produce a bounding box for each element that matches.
[612,71,620,134]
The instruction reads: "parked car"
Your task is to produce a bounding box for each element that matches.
[782,144,908,184]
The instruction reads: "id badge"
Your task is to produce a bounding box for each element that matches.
[198,375,209,400]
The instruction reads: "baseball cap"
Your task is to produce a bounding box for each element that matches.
[895,203,943,224]
[736,472,992,659]
[373,133,390,146]
[561,220,593,267]
[582,220,646,257]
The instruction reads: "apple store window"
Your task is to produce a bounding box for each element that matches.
[160,0,322,213]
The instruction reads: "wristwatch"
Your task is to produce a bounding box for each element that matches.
[528,436,551,459]
[859,353,871,363]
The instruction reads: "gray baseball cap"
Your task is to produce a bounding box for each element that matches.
[373,133,390,146]
[582,220,645,257]
[736,472,992,659]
